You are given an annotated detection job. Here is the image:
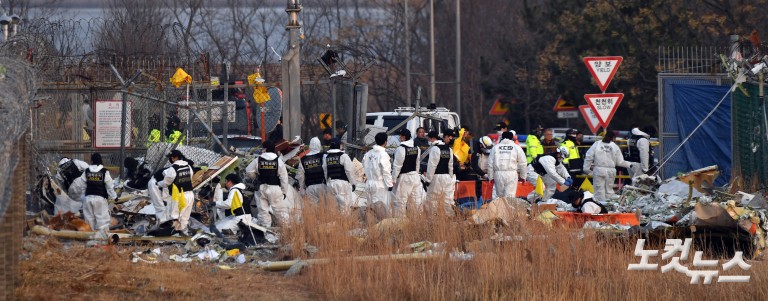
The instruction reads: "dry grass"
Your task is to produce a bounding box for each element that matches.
[282,201,768,300]
[17,238,315,301]
[17,197,768,300]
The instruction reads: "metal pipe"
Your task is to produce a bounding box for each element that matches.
[258,252,443,272]
[429,0,435,104]
[222,62,229,149]
[455,0,461,118]
[331,79,336,136]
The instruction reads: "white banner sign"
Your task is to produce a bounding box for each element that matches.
[95,100,132,148]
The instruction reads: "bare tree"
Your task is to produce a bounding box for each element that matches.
[93,0,170,56]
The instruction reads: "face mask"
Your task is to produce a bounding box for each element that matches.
[497,131,503,136]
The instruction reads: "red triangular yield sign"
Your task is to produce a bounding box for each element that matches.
[578,105,601,135]
[583,56,623,92]
[584,93,624,128]
[488,98,509,115]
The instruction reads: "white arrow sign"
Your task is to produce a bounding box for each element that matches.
[578,105,601,135]
[584,93,624,128]
[583,56,623,92]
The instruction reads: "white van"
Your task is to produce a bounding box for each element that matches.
[365,106,460,138]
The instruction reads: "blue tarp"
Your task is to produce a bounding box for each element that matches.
[667,83,731,186]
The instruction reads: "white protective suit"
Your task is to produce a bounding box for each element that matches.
[583,140,633,202]
[425,141,456,216]
[323,149,357,211]
[363,145,394,209]
[525,155,570,202]
[160,160,196,231]
[55,158,89,198]
[213,183,257,233]
[487,138,527,200]
[147,177,170,224]
[73,165,117,238]
[631,128,652,174]
[246,152,290,227]
[391,140,424,217]
[296,138,326,205]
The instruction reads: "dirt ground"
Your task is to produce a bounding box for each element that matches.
[16,237,315,301]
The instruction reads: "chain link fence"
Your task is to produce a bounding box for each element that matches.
[732,82,768,190]
[0,57,35,301]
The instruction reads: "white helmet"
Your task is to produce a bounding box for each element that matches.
[557,146,569,158]
[509,130,517,138]
[479,136,493,149]
[58,157,71,167]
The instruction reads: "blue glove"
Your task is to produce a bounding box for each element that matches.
[563,178,573,187]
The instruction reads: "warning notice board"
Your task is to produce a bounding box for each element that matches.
[94,100,132,148]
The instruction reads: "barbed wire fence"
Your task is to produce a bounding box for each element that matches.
[0,56,36,300]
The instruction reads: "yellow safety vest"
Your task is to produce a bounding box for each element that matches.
[166,130,184,145]
[562,140,580,164]
[526,135,543,163]
[147,129,161,147]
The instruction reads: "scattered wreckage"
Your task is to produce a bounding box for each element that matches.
[28,138,766,271]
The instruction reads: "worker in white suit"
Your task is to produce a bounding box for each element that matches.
[296,137,326,205]
[525,146,572,202]
[487,131,527,200]
[323,139,357,212]
[424,131,456,216]
[363,133,394,214]
[584,131,636,202]
[246,140,291,227]
[213,173,257,233]
[159,149,196,234]
[392,129,424,216]
[71,153,116,239]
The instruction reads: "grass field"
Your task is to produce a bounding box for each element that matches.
[17,199,768,300]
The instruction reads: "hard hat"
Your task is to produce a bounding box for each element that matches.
[509,130,517,138]
[557,146,569,158]
[479,136,493,148]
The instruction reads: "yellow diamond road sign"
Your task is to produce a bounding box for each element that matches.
[320,113,332,129]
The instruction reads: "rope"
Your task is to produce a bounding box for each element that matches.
[651,82,737,177]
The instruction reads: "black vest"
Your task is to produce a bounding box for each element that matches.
[400,145,419,174]
[172,164,194,191]
[301,153,326,186]
[258,157,281,185]
[625,136,653,165]
[579,199,608,214]
[325,153,349,182]
[84,169,108,198]
[531,154,559,176]
[435,144,451,174]
[59,160,82,190]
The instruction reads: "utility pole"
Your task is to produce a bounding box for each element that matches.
[455,0,461,118]
[282,0,302,141]
[404,0,411,106]
[429,0,435,104]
